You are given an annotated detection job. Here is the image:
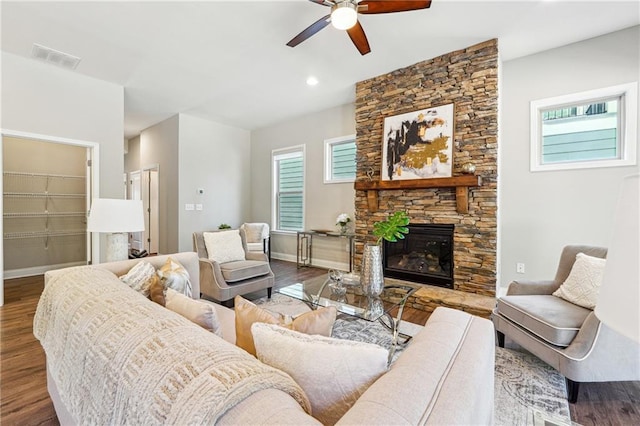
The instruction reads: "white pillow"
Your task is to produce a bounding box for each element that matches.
[252,322,388,425]
[203,230,246,264]
[553,252,606,309]
[165,288,223,337]
[119,261,156,297]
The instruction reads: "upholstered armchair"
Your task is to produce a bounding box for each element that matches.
[193,229,274,306]
[492,245,640,403]
[240,223,270,260]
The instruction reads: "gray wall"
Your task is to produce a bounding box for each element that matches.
[499,26,640,294]
[250,104,356,269]
[178,113,251,252]
[140,115,180,254]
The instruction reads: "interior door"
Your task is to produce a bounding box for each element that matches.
[128,171,144,251]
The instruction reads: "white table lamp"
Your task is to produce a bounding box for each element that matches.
[87,198,145,262]
[594,174,640,343]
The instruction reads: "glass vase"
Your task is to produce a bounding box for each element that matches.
[361,243,384,297]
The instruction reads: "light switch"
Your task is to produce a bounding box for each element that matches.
[185,203,195,211]
[195,204,203,211]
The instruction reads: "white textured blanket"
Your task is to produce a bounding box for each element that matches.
[34,266,311,425]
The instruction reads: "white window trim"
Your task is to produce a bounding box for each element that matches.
[530,82,638,172]
[272,145,305,233]
[324,134,356,184]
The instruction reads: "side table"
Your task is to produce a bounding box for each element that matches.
[296,230,356,271]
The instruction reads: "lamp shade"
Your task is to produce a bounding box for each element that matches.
[331,1,358,30]
[594,174,640,343]
[87,198,145,233]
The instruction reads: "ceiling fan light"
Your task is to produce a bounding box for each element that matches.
[331,1,358,30]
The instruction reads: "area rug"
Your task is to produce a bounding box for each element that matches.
[253,294,572,425]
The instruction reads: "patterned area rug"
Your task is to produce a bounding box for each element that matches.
[253,294,572,425]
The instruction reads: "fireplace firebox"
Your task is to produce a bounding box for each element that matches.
[383,224,454,288]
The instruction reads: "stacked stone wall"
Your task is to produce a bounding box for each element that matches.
[354,39,498,296]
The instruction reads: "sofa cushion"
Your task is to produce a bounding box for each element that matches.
[553,252,606,309]
[497,295,591,346]
[165,288,223,337]
[157,257,193,297]
[234,296,336,356]
[203,230,246,264]
[119,261,156,296]
[221,260,271,282]
[252,322,388,426]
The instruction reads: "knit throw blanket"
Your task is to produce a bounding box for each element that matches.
[34,266,311,425]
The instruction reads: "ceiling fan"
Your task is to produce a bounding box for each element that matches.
[286,0,432,55]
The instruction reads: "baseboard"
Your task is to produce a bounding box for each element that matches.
[4,261,87,279]
[271,252,349,271]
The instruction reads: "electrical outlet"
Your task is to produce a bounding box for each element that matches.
[516,263,525,274]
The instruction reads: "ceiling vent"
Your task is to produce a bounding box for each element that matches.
[31,43,81,70]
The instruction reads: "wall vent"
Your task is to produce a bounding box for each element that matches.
[31,43,81,70]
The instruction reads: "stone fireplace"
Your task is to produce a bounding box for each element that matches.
[354,39,498,297]
[384,224,454,288]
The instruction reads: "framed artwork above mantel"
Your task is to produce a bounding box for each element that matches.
[381,103,455,181]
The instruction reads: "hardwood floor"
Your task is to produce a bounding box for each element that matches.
[1,259,638,425]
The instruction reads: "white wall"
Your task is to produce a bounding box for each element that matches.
[1,52,124,304]
[499,26,639,293]
[250,104,356,269]
[178,113,251,252]
[140,115,180,254]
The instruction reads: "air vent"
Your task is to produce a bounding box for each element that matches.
[31,43,81,70]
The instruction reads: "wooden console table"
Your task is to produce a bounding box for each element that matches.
[354,175,482,214]
[297,230,356,272]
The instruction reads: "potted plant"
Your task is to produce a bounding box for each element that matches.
[218,223,231,230]
[361,211,409,297]
[335,212,352,234]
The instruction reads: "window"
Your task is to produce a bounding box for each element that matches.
[530,82,637,171]
[324,134,356,183]
[273,146,304,232]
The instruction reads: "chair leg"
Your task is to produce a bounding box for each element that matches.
[267,287,273,299]
[566,378,580,403]
[496,331,505,348]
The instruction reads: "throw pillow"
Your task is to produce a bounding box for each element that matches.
[157,257,192,297]
[148,275,165,306]
[252,322,388,425]
[203,230,246,264]
[165,288,223,337]
[119,261,156,297]
[234,295,337,356]
[553,252,606,309]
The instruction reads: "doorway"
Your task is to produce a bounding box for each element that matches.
[1,129,99,307]
[128,166,159,255]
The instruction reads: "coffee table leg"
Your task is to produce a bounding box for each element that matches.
[379,287,417,365]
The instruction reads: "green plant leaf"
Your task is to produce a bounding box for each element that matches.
[373,211,410,244]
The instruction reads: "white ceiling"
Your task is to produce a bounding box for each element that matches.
[2,1,638,139]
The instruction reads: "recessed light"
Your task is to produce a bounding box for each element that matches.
[306,76,319,86]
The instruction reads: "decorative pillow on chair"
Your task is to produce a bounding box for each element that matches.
[203,230,246,264]
[157,257,192,297]
[165,288,223,337]
[119,261,156,297]
[252,322,388,426]
[234,295,337,356]
[553,252,606,309]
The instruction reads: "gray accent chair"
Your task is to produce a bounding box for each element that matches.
[492,245,640,403]
[193,230,274,306]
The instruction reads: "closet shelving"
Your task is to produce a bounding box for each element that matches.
[3,171,87,241]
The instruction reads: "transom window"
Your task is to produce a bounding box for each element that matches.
[272,146,304,232]
[530,83,637,172]
[324,134,356,183]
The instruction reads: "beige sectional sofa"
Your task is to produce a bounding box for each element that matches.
[37,253,495,425]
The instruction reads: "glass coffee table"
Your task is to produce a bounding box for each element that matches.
[277,274,418,363]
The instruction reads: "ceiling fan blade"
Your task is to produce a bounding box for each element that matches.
[358,0,432,14]
[346,21,371,55]
[309,0,334,6]
[286,14,332,47]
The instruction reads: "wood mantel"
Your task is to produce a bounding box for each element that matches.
[354,175,482,214]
